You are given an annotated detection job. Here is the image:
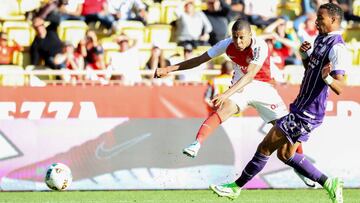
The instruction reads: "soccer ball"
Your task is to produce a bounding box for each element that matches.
[45,163,72,191]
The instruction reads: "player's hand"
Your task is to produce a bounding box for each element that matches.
[211,93,228,108]
[154,67,169,78]
[299,41,311,53]
[321,63,332,79]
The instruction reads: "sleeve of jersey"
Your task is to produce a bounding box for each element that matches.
[249,40,268,66]
[207,38,232,59]
[329,43,350,76]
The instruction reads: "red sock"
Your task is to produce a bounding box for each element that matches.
[196,112,222,144]
[296,143,303,154]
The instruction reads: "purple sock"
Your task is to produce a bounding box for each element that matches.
[285,153,326,184]
[235,152,269,187]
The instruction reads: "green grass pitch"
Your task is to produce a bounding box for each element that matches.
[0,189,359,203]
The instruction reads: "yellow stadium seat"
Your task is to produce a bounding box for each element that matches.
[161,0,180,24]
[277,3,302,20]
[11,49,31,67]
[145,24,172,44]
[354,0,360,16]
[343,26,360,42]
[2,21,34,47]
[0,0,26,21]
[0,65,25,86]
[116,20,145,44]
[147,3,162,24]
[57,20,88,47]
[18,0,41,14]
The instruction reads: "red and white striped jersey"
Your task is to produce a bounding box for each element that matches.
[207,37,271,84]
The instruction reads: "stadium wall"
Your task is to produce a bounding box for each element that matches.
[0,85,359,190]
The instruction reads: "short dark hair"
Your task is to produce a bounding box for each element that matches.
[319,3,344,22]
[231,19,251,33]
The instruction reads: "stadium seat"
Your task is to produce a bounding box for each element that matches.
[2,21,34,47]
[160,0,180,24]
[354,0,360,16]
[343,26,360,42]
[0,65,25,86]
[57,20,88,47]
[147,3,162,24]
[12,49,31,67]
[145,24,172,44]
[18,0,42,14]
[116,21,145,44]
[0,0,26,21]
[347,43,359,65]
[277,2,302,20]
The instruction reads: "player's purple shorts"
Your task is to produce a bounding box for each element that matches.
[276,112,322,144]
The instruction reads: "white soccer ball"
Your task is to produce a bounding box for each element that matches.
[45,163,72,191]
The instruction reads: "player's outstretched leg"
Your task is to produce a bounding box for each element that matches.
[183,112,221,158]
[285,153,343,203]
[324,177,344,203]
[183,140,201,158]
[293,144,316,187]
[209,182,241,200]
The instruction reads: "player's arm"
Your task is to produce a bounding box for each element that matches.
[299,41,312,69]
[323,43,350,95]
[155,52,211,77]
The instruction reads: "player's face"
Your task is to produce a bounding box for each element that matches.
[315,8,333,34]
[232,29,252,51]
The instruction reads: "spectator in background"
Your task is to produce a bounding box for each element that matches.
[78,30,106,80]
[145,44,170,72]
[294,0,329,32]
[0,32,23,65]
[243,0,279,29]
[34,0,85,23]
[106,34,142,84]
[54,41,85,82]
[225,0,245,21]
[204,0,231,46]
[107,0,148,25]
[81,0,115,32]
[175,0,212,48]
[30,17,62,69]
[262,18,301,68]
[58,0,85,21]
[331,0,360,23]
[297,12,318,44]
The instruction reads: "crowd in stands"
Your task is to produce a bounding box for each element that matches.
[0,0,359,86]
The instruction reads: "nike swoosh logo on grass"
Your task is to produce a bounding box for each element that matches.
[95,133,152,160]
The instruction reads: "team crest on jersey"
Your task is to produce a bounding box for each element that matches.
[253,47,260,61]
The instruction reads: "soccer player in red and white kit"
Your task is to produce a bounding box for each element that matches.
[155,19,314,187]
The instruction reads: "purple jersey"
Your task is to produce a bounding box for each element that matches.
[277,33,346,144]
[290,34,345,122]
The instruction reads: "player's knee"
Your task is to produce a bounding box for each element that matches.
[277,150,292,163]
[257,142,271,156]
[217,100,238,119]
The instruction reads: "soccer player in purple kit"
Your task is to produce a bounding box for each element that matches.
[210,3,349,203]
